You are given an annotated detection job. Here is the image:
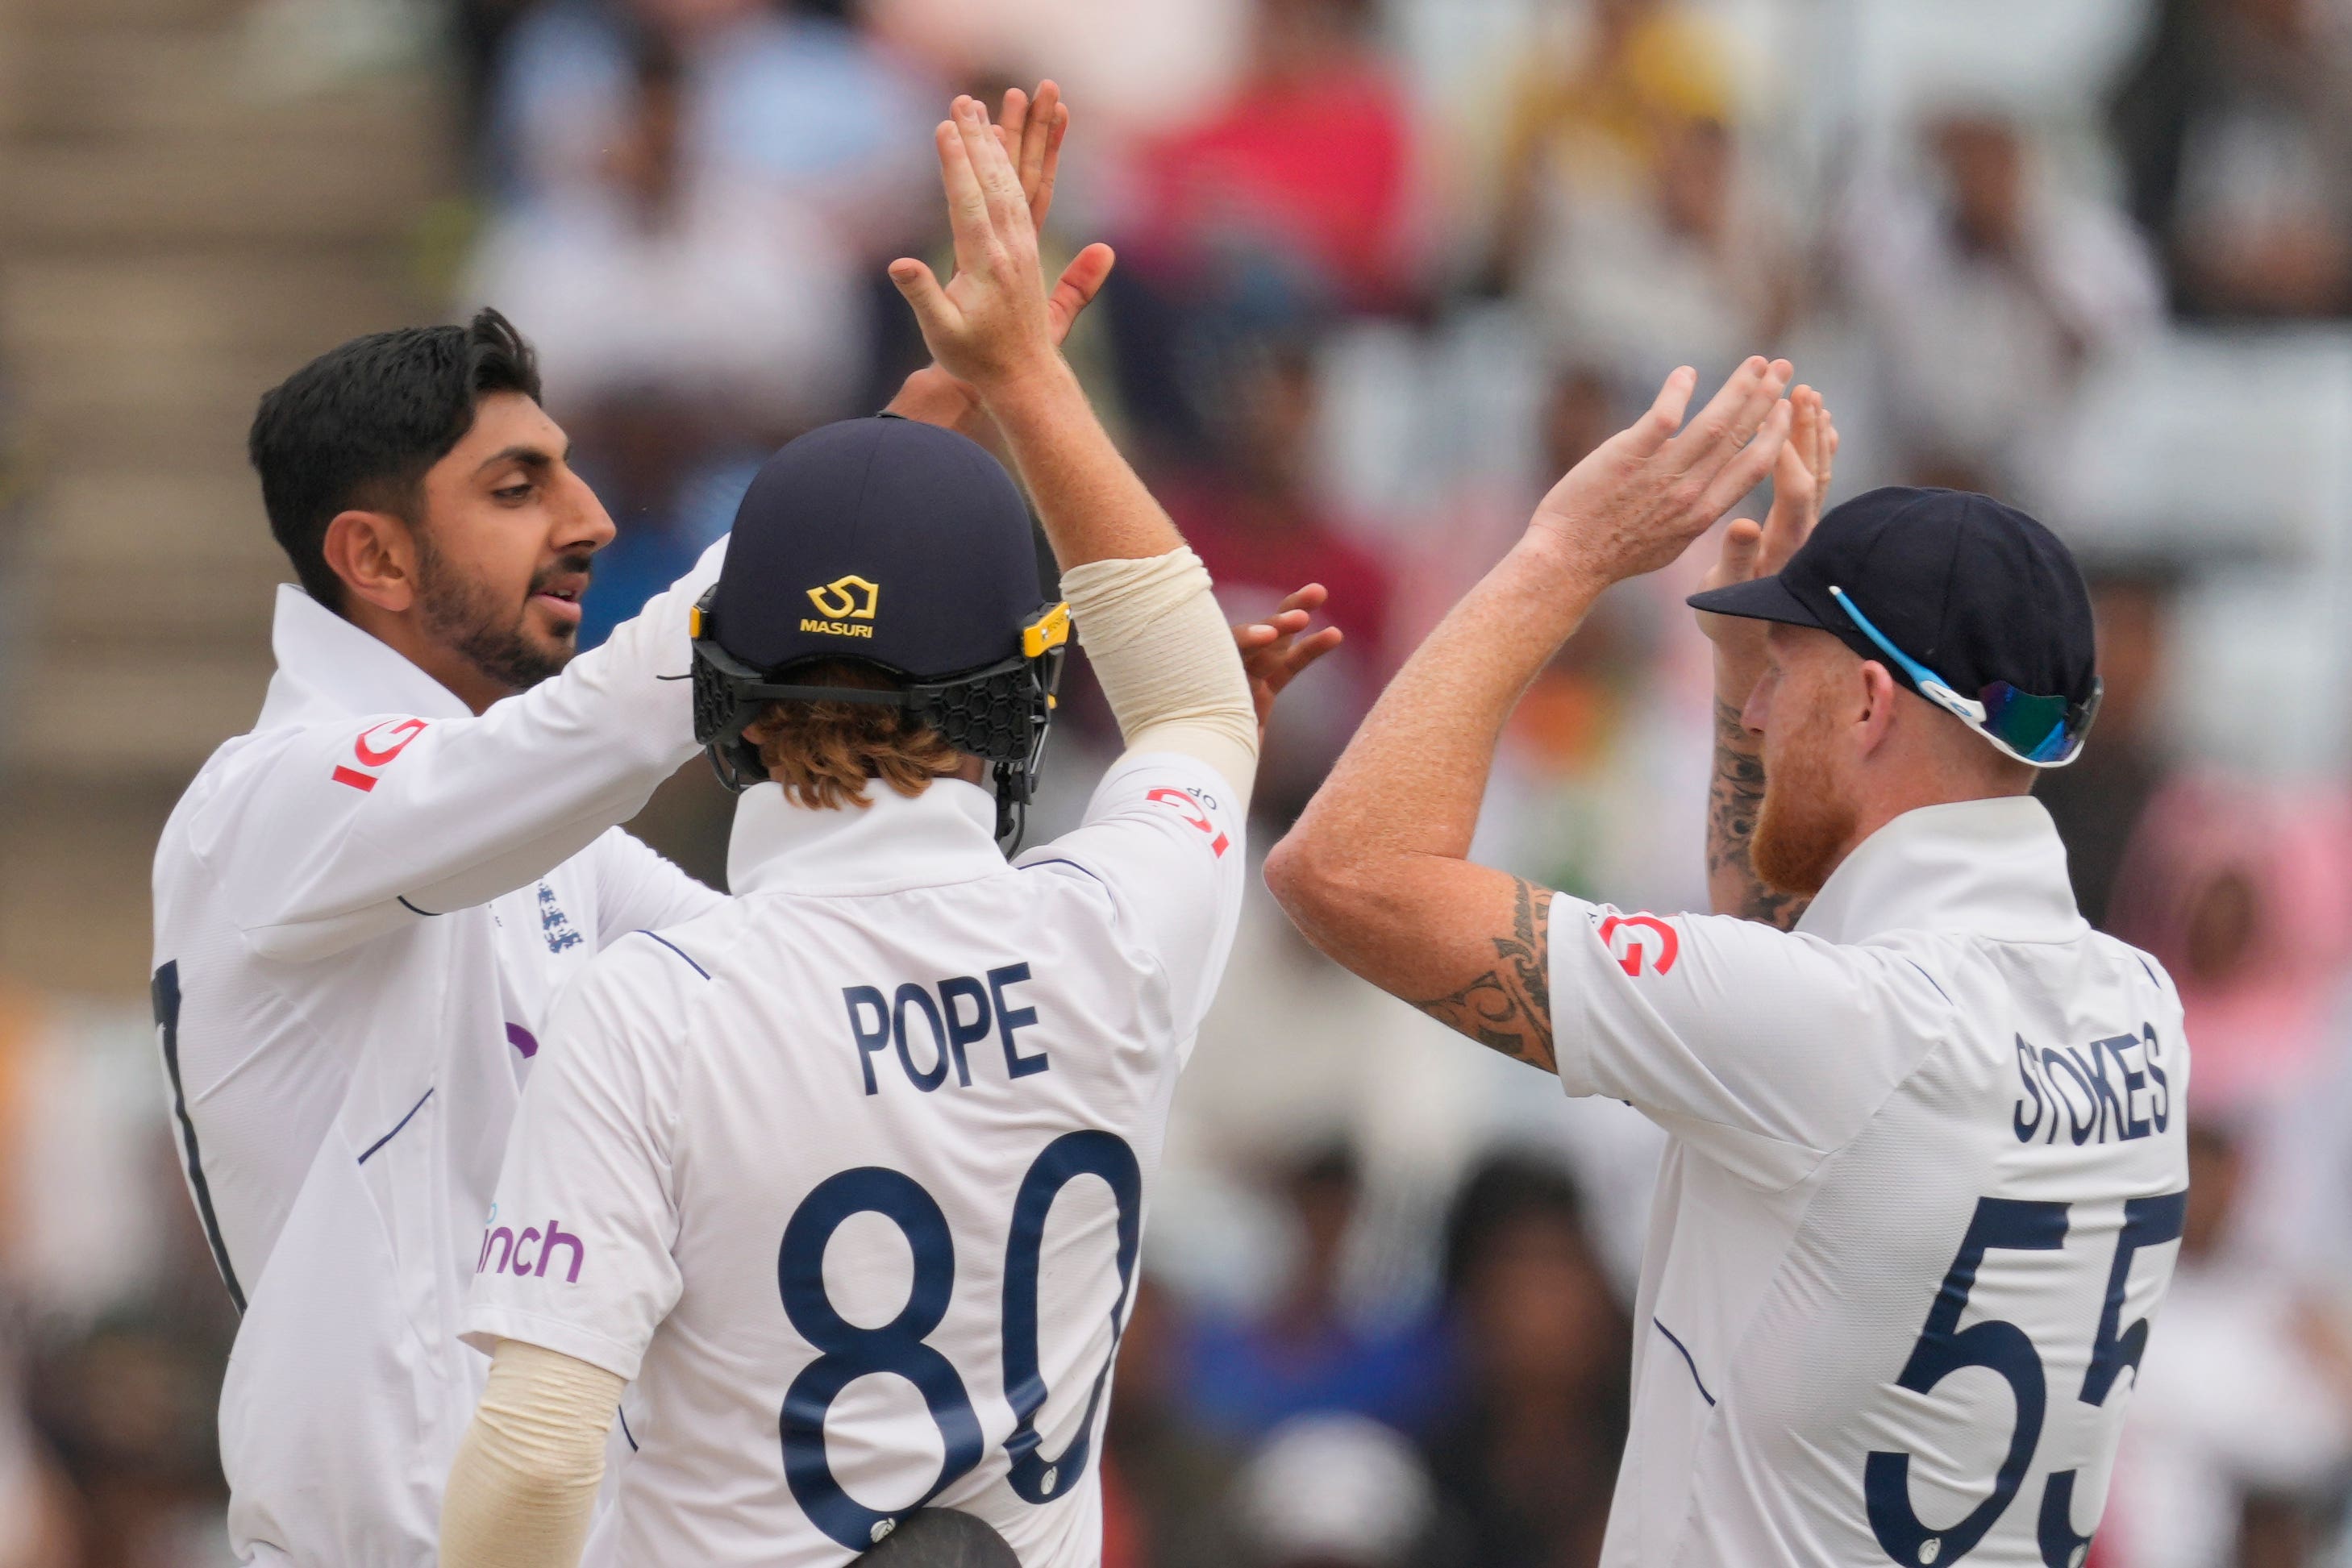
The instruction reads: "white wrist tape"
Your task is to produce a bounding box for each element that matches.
[1060,548,1260,805]
[440,1340,624,1568]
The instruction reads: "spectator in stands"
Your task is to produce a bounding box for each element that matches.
[484,0,935,255]
[2112,0,2352,318]
[2108,777,2352,1112]
[2038,555,2183,931]
[1839,110,2161,491]
[1100,1279,1247,1568]
[1518,112,1797,398]
[1233,1413,1450,1568]
[1158,343,1396,823]
[465,32,865,647]
[1422,1154,1626,1568]
[1176,1144,1450,1443]
[1487,0,1738,298]
[2104,1117,2352,1568]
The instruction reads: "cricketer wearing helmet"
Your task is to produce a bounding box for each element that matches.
[148,86,1337,1568]
[438,96,1336,1568]
[1268,372,2187,1565]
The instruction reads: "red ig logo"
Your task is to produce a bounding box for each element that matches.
[1146,787,1230,858]
[1598,913,1680,977]
[332,718,429,793]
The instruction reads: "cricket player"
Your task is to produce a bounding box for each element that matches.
[1268,370,2189,1566]
[435,98,1334,1568]
[148,87,1272,1568]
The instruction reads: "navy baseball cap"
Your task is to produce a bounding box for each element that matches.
[1687,487,2103,767]
[706,415,1055,680]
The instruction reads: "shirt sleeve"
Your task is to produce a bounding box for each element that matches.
[1015,751,1247,1040]
[589,828,726,946]
[1549,902,1954,1191]
[464,935,698,1381]
[181,539,725,963]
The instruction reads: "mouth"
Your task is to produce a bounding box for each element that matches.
[531,578,586,629]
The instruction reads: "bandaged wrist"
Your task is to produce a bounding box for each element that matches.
[1060,548,1259,802]
[440,1340,624,1568]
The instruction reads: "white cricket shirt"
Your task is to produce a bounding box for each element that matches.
[150,552,724,1566]
[1556,796,2190,1568]
[464,753,1247,1568]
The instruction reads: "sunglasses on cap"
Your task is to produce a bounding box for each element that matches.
[1827,586,2101,768]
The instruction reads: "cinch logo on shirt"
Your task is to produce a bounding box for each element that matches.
[2012,1025,2174,1146]
[802,574,880,638]
[477,1217,585,1282]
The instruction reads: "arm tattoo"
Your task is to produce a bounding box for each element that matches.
[1707,700,1809,930]
[1412,877,1556,1073]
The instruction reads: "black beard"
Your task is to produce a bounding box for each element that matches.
[414,537,585,696]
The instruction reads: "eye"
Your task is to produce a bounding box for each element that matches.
[492,480,533,503]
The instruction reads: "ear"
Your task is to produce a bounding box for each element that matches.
[1853,659,1902,759]
[321,508,421,614]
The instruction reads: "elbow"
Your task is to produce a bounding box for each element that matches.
[1263,824,1369,948]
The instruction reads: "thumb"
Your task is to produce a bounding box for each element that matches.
[1047,243,1117,343]
[889,258,955,335]
[1713,517,1763,584]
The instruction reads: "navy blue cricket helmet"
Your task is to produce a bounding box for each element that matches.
[689,416,1069,841]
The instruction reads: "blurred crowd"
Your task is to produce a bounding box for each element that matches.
[12,0,2352,1562]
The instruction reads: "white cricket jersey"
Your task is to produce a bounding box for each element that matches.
[464,753,1247,1568]
[1553,797,2190,1568]
[149,551,726,1567]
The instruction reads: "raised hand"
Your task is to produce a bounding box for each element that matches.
[1234,584,1346,745]
[886,85,1114,437]
[1696,384,1838,650]
[1527,357,1795,591]
[890,96,1116,398]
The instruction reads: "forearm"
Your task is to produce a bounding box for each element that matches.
[1060,549,1258,801]
[441,1341,622,1568]
[1296,536,1603,870]
[979,361,1181,568]
[1706,648,1809,929]
[1268,537,1600,1013]
[884,366,1004,459]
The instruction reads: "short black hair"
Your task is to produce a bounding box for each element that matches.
[248,308,542,610]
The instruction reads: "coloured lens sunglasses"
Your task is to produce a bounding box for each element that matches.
[1827,585,2101,768]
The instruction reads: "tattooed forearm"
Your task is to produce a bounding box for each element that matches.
[1412,877,1556,1072]
[1707,700,1809,930]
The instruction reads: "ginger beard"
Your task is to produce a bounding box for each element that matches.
[1752,672,1859,899]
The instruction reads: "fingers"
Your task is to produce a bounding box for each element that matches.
[888,257,955,339]
[1817,406,1839,494]
[1272,581,1330,617]
[1696,397,1793,522]
[996,85,1029,166]
[1272,626,1346,686]
[1713,517,1763,583]
[1626,366,1698,456]
[1019,81,1061,223]
[951,96,1028,243]
[935,119,993,276]
[1046,243,1117,343]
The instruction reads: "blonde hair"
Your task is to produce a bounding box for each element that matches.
[741,661,965,810]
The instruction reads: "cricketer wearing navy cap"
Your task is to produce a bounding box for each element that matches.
[1688,485,2103,772]
[1270,381,2188,1566]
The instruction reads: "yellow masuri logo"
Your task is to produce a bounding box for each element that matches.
[806,575,880,622]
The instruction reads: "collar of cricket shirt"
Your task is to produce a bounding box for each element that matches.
[1796,795,2087,947]
[254,584,476,729]
[726,776,1008,898]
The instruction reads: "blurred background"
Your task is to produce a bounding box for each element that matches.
[5,0,2352,1562]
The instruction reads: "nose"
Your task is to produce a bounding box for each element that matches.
[554,467,617,556]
